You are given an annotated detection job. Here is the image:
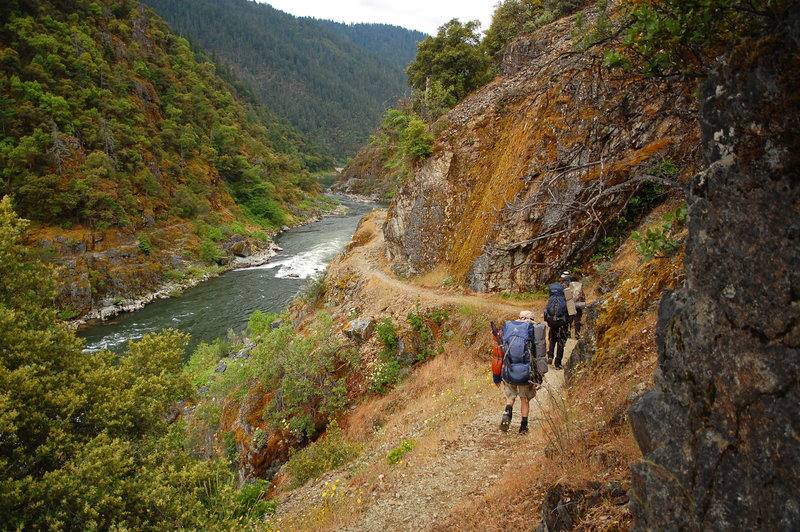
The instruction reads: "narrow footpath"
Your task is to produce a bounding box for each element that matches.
[341,343,575,532]
[269,208,575,531]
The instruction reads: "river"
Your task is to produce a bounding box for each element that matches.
[78,196,380,354]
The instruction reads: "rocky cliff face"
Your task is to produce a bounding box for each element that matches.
[628,7,800,529]
[383,12,700,290]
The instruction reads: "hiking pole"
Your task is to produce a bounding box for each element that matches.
[490,321,502,345]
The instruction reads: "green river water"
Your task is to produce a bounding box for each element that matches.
[78,196,380,354]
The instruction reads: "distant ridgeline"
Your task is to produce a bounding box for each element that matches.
[0,0,326,230]
[141,0,425,159]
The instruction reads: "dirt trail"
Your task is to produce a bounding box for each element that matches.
[338,208,540,318]
[272,209,574,531]
[340,358,573,532]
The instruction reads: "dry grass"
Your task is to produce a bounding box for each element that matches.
[345,339,482,444]
[268,334,493,531]
[413,265,453,288]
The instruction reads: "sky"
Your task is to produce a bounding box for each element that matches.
[256,0,497,36]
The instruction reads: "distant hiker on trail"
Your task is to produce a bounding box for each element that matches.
[568,273,586,338]
[544,281,570,369]
[492,311,547,435]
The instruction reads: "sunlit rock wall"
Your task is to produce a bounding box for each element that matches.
[383,11,700,290]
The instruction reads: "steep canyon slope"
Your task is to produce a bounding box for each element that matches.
[1,0,329,318]
[380,11,699,291]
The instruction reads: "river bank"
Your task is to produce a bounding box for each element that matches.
[71,203,353,330]
[77,198,378,353]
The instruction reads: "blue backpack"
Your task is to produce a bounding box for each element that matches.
[500,320,534,384]
[544,283,568,327]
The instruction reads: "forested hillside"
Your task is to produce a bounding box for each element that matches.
[0,0,322,230]
[141,0,423,159]
[314,20,426,71]
[0,0,338,316]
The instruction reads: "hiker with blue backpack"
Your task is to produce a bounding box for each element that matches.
[493,311,547,434]
[544,279,571,369]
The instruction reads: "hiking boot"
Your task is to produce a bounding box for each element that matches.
[500,413,511,432]
[546,357,553,365]
[554,364,563,370]
[519,425,529,435]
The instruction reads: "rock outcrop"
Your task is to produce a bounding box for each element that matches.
[330,143,396,201]
[383,9,700,290]
[629,8,800,530]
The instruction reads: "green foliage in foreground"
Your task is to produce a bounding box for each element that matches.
[387,439,414,465]
[0,197,260,529]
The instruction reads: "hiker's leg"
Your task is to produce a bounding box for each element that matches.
[574,308,583,336]
[501,386,515,432]
[518,394,531,434]
[547,327,555,360]
[554,326,566,367]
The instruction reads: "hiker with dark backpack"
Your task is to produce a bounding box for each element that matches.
[497,311,547,434]
[544,281,571,369]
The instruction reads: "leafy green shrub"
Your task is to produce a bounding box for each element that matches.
[407,19,491,104]
[187,266,206,279]
[400,117,434,160]
[375,318,399,356]
[590,175,675,262]
[253,311,353,438]
[631,204,687,260]
[223,431,238,464]
[248,310,280,339]
[248,196,287,227]
[198,237,222,264]
[406,307,449,362]
[138,235,152,254]
[253,429,268,449]
[285,420,360,488]
[486,0,585,56]
[590,235,621,262]
[164,269,185,283]
[229,221,246,235]
[57,305,80,320]
[185,337,235,388]
[0,200,246,529]
[296,273,326,306]
[234,479,276,519]
[370,359,402,394]
[601,0,790,77]
[387,439,414,465]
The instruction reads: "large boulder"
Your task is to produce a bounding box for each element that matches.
[629,8,800,530]
[343,318,375,343]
